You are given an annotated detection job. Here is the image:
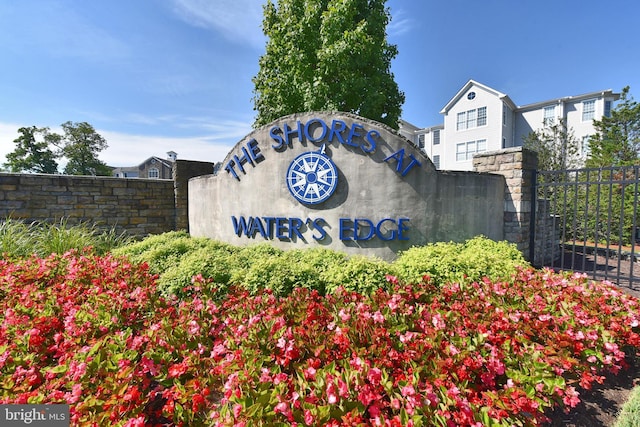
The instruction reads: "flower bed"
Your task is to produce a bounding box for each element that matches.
[1,252,639,426]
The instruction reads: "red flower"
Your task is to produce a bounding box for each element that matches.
[168,360,189,378]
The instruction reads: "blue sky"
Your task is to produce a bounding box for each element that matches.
[1,0,639,167]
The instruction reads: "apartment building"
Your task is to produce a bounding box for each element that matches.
[400,80,620,171]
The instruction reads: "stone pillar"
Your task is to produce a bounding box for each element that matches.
[173,160,217,231]
[473,147,538,261]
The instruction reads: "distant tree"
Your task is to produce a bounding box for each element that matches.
[3,126,59,174]
[252,0,404,129]
[57,121,112,176]
[523,118,581,171]
[586,86,640,167]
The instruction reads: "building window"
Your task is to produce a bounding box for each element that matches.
[456,143,466,161]
[457,107,486,131]
[148,167,159,179]
[418,133,425,148]
[477,106,487,126]
[433,129,440,145]
[503,105,507,126]
[543,106,555,125]
[604,100,612,117]
[582,99,596,121]
[456,112,466,131]
[433,155,440,169]
[466,109,477,129]
[456,139,487,161]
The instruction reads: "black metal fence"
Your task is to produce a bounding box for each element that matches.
[531,165,640,288]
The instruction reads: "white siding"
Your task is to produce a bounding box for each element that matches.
[441,83,506,170]
[403,80,619,171]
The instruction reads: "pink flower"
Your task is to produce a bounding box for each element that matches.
[303,366,316,381]
[274,402,293,421]
[123,416,146,427]
[273,372,288,384]
[399,331,415,343]
[233,403,242,418]
[327,381,338,404]
[563,386,580,408]
[448,343,460,356]
[304,409,315,425]
[141,356,159,376]
[338,308,351,322]
[338,378,349,397]
[65,383,82,404]
[367,368,382,386]
[350,356,364,371]
[391,398,401,409]
[259,368,272,383]
[187,320,200,335]
[401,385,415,396]
[432,313,446,330]
[372,311,385,323]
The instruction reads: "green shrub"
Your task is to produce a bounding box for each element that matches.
[323,254,391,295]
[615,386,640,427]
[235,254,300,296]
[228,244,329,297]
[285,248,349,294]
[393,236,528,286]
[158,244,237,297]
[112,230,190,256]
[112,231,216,275]
[114,233,528,298]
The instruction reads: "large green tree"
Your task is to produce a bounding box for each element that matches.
[3,126,59,174]
[252,0,404,129]
[523,118,581,171]
[58,121,112,176]
[586,86,640,167]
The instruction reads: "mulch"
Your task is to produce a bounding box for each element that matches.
[544,356,639,426]
[542,250,640,426]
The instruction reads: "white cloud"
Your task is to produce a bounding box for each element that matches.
[0,122,21,167]
[98,130,237,167]
[170,0,265,48]
[388,8,413,38]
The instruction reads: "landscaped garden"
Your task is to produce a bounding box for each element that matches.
[1,222,640,426]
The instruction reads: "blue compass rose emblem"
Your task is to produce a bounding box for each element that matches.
[286,144,338,205]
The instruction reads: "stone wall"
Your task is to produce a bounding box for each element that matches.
[1,144,547,262]
[0,173,176,236]
[0,158,215,237]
